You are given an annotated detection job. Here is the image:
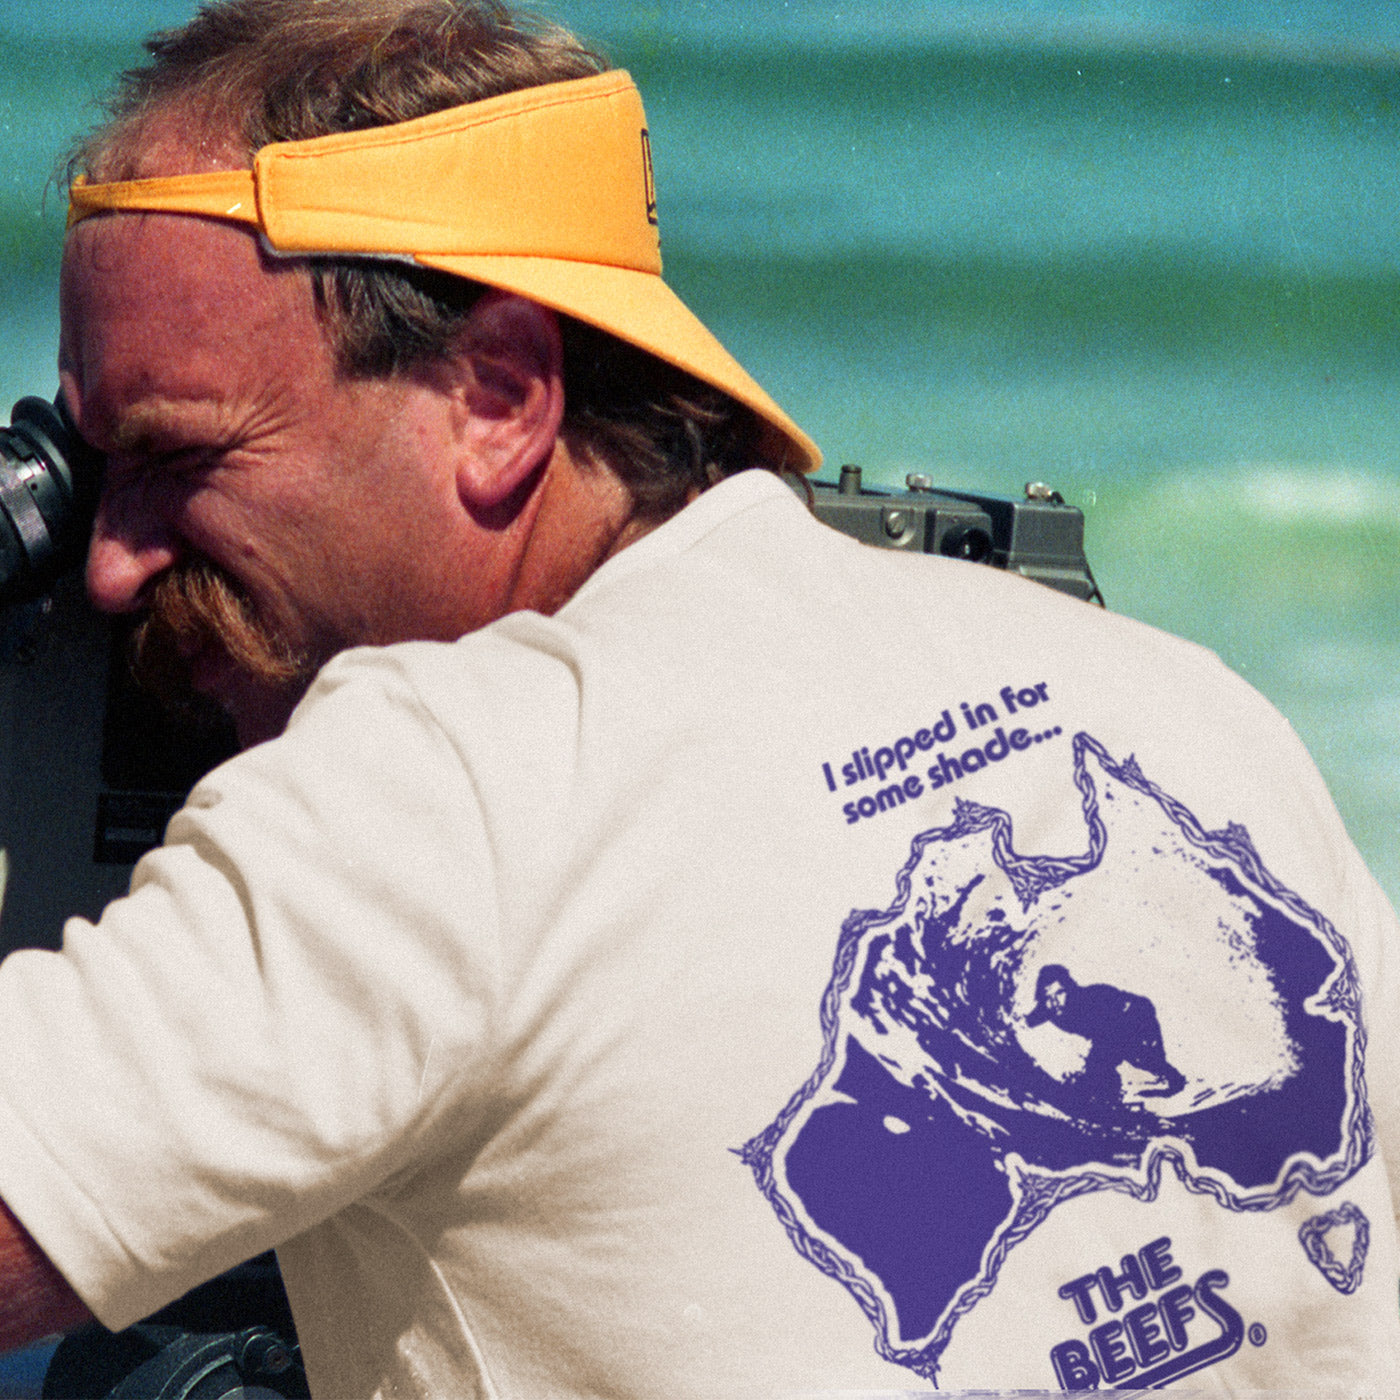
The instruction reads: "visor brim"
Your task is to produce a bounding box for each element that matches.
[415,252,821,474]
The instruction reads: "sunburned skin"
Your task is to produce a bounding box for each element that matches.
[0,1204,90,1353]
[60,205,645,747]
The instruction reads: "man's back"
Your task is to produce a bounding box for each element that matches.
[0,470,1392,1395]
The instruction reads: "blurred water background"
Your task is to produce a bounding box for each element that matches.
[1,0,1399,896]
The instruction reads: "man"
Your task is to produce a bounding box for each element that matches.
[1024,963,1187,1104]
[0,1,1394,1395]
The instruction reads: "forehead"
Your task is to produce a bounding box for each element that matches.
[59,213,327,437]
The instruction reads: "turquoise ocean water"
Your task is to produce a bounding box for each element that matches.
[2,1,1399,894]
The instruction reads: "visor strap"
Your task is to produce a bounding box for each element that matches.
[69,170,259,230]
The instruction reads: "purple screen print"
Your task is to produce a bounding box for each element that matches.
[743,733,1368,1383]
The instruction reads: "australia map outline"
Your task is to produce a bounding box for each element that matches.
[742,731,1368,1383]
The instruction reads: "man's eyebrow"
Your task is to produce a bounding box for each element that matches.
[107,400,223,454]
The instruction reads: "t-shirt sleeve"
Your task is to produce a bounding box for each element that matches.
[0,651,503,1329]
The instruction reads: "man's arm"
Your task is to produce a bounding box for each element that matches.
[0,1201,91,1351]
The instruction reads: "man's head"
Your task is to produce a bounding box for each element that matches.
[62,0,815,745]
[1025,964,1075,1026]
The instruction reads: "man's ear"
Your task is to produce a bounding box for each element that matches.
[433,291,565,511]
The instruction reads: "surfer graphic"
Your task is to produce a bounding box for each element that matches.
[1026,963,1187,1105]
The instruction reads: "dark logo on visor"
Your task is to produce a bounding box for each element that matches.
[641,128,658,226]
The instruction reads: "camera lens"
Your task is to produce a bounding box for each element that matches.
[0,395,100,604]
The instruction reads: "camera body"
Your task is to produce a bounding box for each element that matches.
[799,465,1099,602]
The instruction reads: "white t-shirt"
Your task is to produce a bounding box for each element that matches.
[0,470,1393,1397]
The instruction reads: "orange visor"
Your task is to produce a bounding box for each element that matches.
[68,71,820,472]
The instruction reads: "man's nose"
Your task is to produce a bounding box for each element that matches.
[84,491,181,613]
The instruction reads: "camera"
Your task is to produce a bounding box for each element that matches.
[797,464,1101,603]
[0,394,234,955]
[0,399,1103,622]
[0,398,1101,954]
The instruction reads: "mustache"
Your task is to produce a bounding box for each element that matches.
[128,560,312,725]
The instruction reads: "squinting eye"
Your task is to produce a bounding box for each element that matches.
[152,448,215,476]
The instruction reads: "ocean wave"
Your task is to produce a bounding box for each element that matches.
[1159,464,1400,527]
[665,246,1400,358]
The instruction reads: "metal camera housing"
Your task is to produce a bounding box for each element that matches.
[798,465,1101,603]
